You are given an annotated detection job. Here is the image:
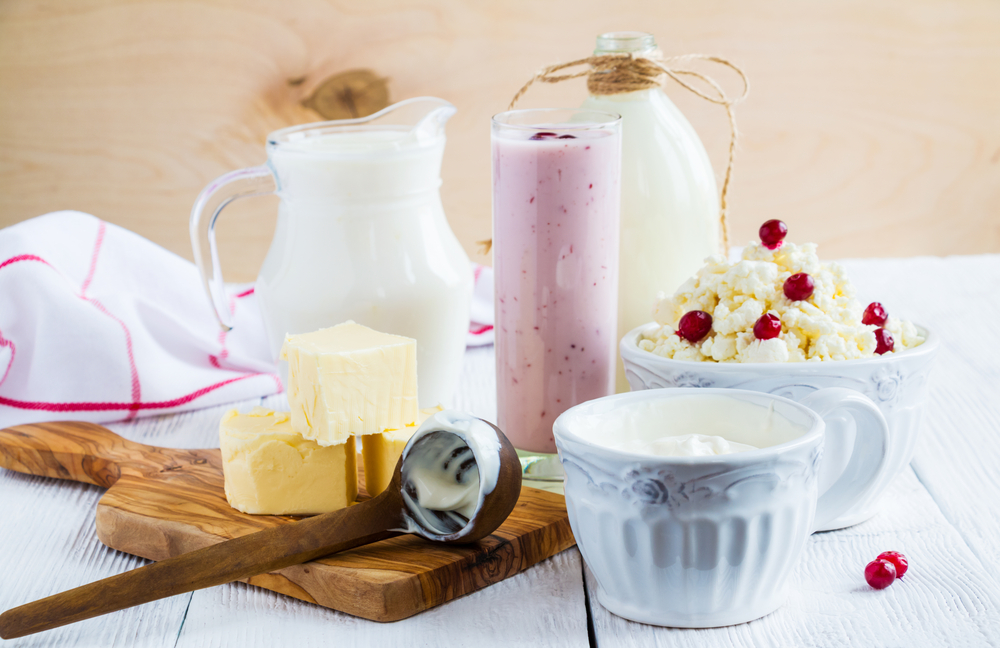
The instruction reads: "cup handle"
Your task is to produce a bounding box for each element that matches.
[189,165,276,331]
[799,387,890,532]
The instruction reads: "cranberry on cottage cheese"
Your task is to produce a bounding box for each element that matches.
[638,228,925,363]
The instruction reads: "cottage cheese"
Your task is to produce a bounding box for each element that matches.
[639,241,924,363]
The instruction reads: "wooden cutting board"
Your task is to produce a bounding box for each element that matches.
[0,421,575,622]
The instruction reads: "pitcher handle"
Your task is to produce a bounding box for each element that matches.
[189,165,276,330]
[800,387,891,532]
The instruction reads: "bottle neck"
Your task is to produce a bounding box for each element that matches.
[588,32,662,99]
[594,31,657,55]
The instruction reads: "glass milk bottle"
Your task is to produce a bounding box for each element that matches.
[581,32,720,392]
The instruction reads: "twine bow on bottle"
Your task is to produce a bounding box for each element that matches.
[479,52,749,256]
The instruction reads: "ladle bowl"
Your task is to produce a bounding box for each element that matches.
[0,413,521,639]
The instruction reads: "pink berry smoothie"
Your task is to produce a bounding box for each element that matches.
[492,116,622,454]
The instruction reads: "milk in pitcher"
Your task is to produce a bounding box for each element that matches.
[191,98,472,408]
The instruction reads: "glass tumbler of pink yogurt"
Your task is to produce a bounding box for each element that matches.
[492,108,622,485]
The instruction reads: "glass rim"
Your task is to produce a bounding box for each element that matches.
[595,31,657,54]
[598,30,653,41]
[264,124,442,160]
[491,107,622,131]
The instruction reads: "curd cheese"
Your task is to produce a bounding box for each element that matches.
[640,240,924,362]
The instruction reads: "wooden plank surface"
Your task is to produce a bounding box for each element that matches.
[174,548,589,648]
[4,254,1000,647]
[0,419,574,623]
[0,470,189,648]
[845,255,1000,585]
[587,468,1000,646]
[1,0,998,283]
[0,405,222,648]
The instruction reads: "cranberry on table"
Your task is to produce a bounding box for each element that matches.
[874,328,895,355]
[677,310,713,343]
[863,302,889,326]
[783,272,815,301]
[753,313,782,340]
[877,551,908,578]
[865,558,897,589]
[759,219,788,249]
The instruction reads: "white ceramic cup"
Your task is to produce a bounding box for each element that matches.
[619,324,939,530]
[553,387,890,628]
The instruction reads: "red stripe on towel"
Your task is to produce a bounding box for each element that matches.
[0,373,276,413]
[0,330,14,388]
[209,285,254,369]
[0,254,53,271]
[79,221,106,296]
[78,222,143,421]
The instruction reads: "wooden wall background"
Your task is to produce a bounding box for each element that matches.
[1,0,998,282]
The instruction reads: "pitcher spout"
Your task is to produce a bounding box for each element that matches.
[345,96,456,144]
[266,96,456,153]
[407,97,457,143]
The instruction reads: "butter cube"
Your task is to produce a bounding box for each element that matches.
[220,407,357,515]
[362,405,443,497]
[281,321,419,446]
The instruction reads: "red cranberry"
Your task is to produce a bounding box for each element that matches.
[874,328,895,355]
[759,219,788,249]
[753,313,782,340]
[865,558,897,589]
[877,551,908,578]
[557,134,577,139]
[863,302,888,326]
[677,310,713,343]
[783,273,815,301]
[529,131,558,140]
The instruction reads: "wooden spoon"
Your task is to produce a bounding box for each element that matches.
[0,417,521,639]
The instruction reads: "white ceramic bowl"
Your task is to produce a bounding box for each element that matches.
[619,324,940,530]
[553,388,889,627]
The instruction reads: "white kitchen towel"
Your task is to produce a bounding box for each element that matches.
[0,211,282,427]
[467,264,494,347]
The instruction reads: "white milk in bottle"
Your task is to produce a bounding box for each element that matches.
[581,32,720,392]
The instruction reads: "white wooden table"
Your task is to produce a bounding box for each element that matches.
[2,254,1000,647]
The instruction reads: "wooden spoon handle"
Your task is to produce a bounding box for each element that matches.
[0,492,403,639]
[0,421,211,487]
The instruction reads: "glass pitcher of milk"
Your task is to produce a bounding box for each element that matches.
[581,32,720,392]
[190,97,472,407]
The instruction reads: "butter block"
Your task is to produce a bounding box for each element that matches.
[220,407,357,515]
[362,405,443,497]
[281,321,419,445]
